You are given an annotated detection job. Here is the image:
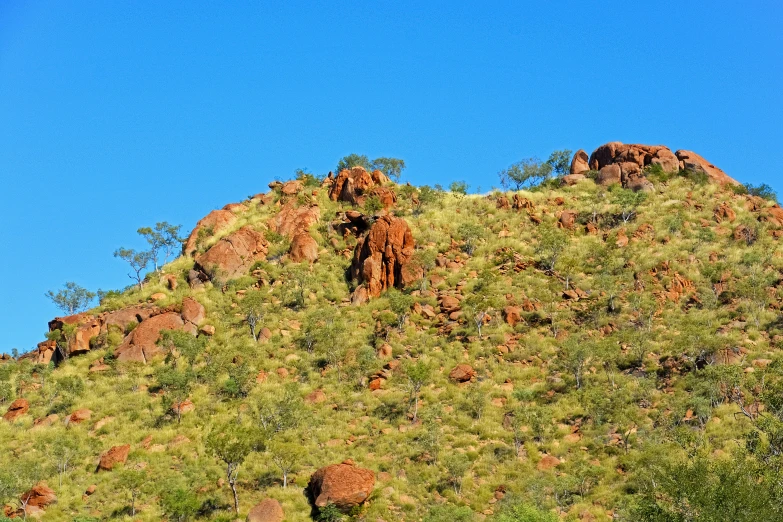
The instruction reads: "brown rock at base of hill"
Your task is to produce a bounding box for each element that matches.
[308,461,376,511]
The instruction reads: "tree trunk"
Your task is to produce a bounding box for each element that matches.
[230,479,239,514]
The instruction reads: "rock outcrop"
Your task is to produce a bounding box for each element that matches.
[114,312,185,363]
[183,208,239,256]
[271,201,321,262]
[675,149,740,186]
[449,364,476,383]
[308,460,375,511]
[97,444,130,471]
[569,149,590,175]
[20,482,56,509]
[195,225,268,279]
[3,398,29,421]
[246,498,284,522]
[351,215,418,298]
[329,167,390,207]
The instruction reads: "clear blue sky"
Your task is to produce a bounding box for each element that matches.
[1,1,781,354]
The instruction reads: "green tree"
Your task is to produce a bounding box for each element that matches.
[498,158,553,190]
[336,154,372,173]
[450,181,469,196]
[117,468,146,517]
[386,289,414,330]
[155,366,194,424]
[137,221,183,272]
[206,424,258,515]
[257,384,307,434]
[536,224,568,272]
[239,290,266,341]
[612,188,647,223]
[268,440,304,488]
[546,149,573,177]
[457,223,484,256]
[45,282,96,315]
[371,157,406,181]
[113,248,152,289]
[160,486,201,522]
[158,329,207,367]
[443,453,471,495]
[405,361,430,423]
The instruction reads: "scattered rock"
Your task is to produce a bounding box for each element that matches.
[3,398,29,421]
[65,408,92,425]
[308,460,376,511]
[247,498,284,522]
[181,297,206,326]
[200,324,216,336]
[503,306,522,327]
[20,482,56,509]
[449,364,476,383]
[97,444,130,471]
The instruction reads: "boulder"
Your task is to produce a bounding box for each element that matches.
[449,364,476,383]
[308,461,375,511]
[329,167,376,205]
[561,174,586,186]
[181,297,206,326]
[183,209,238,256]
[102,306,155,334]
[558,210,578,230]
[366,186,397,209]
[596,165,621,186]
[195,226,268,280]
[20,482,56,509]
[351,216,416,298]
[3,398,29,421]
[65,408,92,425]
[247,498,284,522]
[97,444,130,471]
[280,179,303,196]
[675,150,740,186]
[569,149,590,175]
[272,201,320,238]
[503,306,522,327]
[289,232,319,262]
[114,312,186,363]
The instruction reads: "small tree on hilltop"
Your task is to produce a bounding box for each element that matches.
[113,248,152,289]
[45,282,96,315]
[137,222,183,273]
[371,157,406,181]
[498,158,553,190]
[546,149,573,177]
[336,154,372,173]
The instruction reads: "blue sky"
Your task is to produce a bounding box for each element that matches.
[1,1,781,354]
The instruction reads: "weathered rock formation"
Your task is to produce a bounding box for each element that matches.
[195,225,268,279]
[308,460,375,511]
[183,207,239,256]
[449,364,476,383]
[351,215,418,299]
[270,200,321,262]
[3,398,29,422]
[329,167,390,207]
[675,149,740,186]
[114,312,185,363]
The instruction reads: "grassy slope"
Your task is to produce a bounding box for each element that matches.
[1,173,782,521]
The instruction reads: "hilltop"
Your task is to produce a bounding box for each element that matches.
[2,143,783,522]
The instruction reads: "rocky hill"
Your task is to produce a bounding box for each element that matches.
[2,143,783,521]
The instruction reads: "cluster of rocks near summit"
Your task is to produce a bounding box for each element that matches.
[5,141,783,520]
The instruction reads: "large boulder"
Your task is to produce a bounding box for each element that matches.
[675,149,740,186]
[329,167,384,206]
[596,164,621,186]
[449,364,476,383]
[589,142,679,181]
[246,498,284,522]
[48,314,102,356]
[181,297,206,326]
[195,226,268,280]
[97,444,130,471]
[20,482,56,509]
[3,398,29,421]
[101,306,156,334]
[569,149,590,175]
[289,232,319,263]
[270,201,321,263]
[114,312,185,363]
[308,460,375,511]
[183,209,238,256]
[351,216,417,298]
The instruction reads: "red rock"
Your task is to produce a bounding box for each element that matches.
[449,364,475,383]
[114,312,186,364]
[596,164,621,186]
[161,273,178,290]
[537,454,561,471]
[33,414,59,428]
[569,149,590,175]
[369,378,383,391]
[272,201,321,238]
[367,186,397,209]
[247,498,284,522]
[308,461,376,511]
[85,485,97,496]
[558,210,578,230]
[65,408,92,425]
[290,232,319,262]
[196,226,268,280]
[562,174,586,186]
[280,179,303,196]
[20,482,56,509]
[351,216,416,298]
[616,230,629,248]
[676,149,740,186]
[101,306,154,334]
[329,167,376,205]
[181,297,206,326]
[714,202,736,223]
[306,389,327,404]
[183,209,238,256]
[3,398,29,421]
[439,295,461,313]
[200,324,216,336]
[172,399,194,415]
[376,343,393,358]
[97,444,130,471]
[503,306,522,327]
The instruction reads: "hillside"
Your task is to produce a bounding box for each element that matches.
[2,143,783,522]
